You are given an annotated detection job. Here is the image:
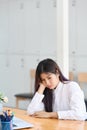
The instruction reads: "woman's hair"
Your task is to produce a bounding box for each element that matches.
[34,58,69,112]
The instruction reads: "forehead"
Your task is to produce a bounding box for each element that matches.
[40,72,53,79]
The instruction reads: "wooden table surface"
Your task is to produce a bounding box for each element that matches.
[4,107,87,130]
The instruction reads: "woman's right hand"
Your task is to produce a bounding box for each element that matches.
[37,83,46,94]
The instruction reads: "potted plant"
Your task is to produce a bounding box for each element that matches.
[0,92,8,112]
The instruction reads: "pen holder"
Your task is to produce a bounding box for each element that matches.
[1,120,13,130]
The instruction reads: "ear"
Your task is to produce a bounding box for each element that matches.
[55,69,59,75]
[56,73,59,78]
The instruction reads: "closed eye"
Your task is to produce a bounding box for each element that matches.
[48,77,51,80]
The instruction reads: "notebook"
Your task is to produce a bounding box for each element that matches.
[13,116,34,129]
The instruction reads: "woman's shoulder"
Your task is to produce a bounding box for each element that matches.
[65,81,81,91]
[67,81,79,86]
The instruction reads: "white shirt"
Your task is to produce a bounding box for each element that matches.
[27,81,86,120]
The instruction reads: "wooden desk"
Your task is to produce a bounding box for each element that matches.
[4,107,86,130]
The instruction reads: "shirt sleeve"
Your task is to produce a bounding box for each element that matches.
[58,82,86,120]
[27,92,45,115]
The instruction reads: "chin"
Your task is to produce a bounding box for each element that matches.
[48,86,55,89]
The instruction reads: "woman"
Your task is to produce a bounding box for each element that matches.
[27,58,86,120]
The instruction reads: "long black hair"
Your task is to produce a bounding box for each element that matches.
[34,58,69,112]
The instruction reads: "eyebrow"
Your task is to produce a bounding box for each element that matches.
[41,73,52,80]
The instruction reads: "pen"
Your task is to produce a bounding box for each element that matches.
[0,110,14,122]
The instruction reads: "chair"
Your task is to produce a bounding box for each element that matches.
[77,72,87,111]
[69,72,74,80]
[77,72,87,85]
[14,69,36,108]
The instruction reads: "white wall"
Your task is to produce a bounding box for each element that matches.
[69,0,87,98]
[0,0,57,109]
[0,0,87,109]
[69,0,87,74]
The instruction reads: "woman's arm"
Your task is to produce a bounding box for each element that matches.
[57,82,86,120]
[27,92,45,115]
[27,83,46,115]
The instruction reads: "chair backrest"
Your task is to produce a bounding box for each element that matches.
[78,72,87,82]
[69,72,74,80]
[77,72,87,88]
[30,69,36,94]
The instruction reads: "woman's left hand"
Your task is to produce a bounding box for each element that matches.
[30,111,58,119]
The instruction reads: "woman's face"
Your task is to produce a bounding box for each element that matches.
[40,72,59,89]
